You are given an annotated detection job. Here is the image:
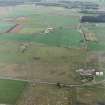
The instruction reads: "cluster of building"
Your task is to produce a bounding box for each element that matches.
[76,68,104,81]
[44,27,54,34]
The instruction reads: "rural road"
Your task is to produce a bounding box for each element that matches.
[0,76,105,88]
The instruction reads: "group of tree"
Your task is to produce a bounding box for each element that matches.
[81,15,105,23]
[80,10,105,15]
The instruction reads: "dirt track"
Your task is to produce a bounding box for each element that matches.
[7,24,22,33]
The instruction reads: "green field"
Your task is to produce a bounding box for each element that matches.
[19,26,44,34]
[0,22,14,33]
[0,79,27,104]
[34,28,84,48]
[0,28,84,48]
[6,5,79,29]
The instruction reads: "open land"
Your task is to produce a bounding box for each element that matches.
[0,4,104,105]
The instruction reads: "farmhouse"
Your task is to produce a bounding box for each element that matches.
[76,69,95,77]
[76,69,104,79]
[44,27,54,34]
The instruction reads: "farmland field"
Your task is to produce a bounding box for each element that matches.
[0,28,84,48]
[17,84,72,105]
[0,3,104,105]
[0,40,87,83]
[0,22,14,33]
[0,79,27,104]
[17,84,105,105]
[34,28,84,48]
[19,26,44,34]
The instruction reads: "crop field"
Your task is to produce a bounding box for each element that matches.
[34,28,84,48]
[0,40,87,83]
[77,85,105,105]
[17,84,72,105]
[0,79,27,104]
[19,26,44,34]
[17,84,105,105]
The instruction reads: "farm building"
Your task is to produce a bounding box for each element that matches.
[76,69,95,77]
[76,69,104,79]
[96,71,104,76]
[76,69,95,81]
[44,27,54,34]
